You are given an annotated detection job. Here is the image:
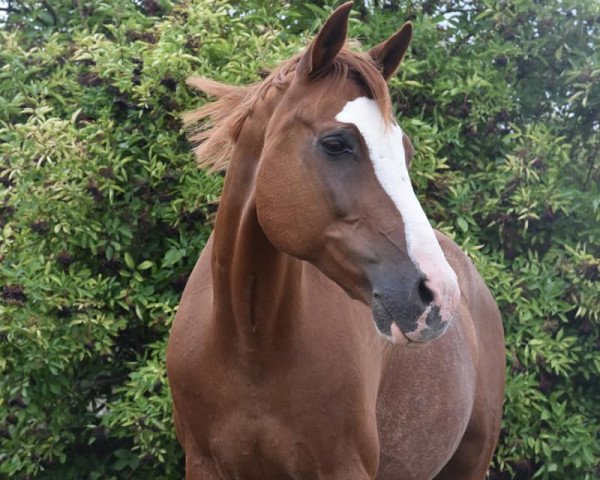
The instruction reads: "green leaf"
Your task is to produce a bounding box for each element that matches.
[137,260,154,270]
[124,252,135,269]
[162,248,185,268]
[457,217,469,232]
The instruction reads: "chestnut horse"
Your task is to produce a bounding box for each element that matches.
[167,3,505,479]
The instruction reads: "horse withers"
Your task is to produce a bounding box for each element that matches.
[167,3,505,479]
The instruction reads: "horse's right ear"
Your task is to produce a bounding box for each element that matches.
[297,2,353,79]
[369,22,412,80]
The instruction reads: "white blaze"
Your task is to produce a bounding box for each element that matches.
[335,97,459,319]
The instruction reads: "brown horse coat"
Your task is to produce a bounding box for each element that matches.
[167,4,505,479]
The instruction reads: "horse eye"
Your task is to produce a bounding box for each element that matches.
[320,136,353,157]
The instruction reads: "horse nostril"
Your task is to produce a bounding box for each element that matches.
[418,279,434,305]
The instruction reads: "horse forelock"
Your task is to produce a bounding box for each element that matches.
[183,45,392,172]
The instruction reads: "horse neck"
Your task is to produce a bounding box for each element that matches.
[210,98,303,353]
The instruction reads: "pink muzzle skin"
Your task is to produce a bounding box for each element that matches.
[389,323,411,345]
[402,276,461,343]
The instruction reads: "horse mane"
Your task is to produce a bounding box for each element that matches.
[183,46,391,171]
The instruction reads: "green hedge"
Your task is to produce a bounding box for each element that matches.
[1,1,598,478]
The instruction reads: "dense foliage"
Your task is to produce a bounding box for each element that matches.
[1,0,598,478]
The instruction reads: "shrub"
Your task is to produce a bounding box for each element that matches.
[1,1,598,478]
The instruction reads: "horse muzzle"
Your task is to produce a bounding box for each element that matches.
[371,275,459,344]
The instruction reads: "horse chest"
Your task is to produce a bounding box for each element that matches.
[183,384,374,479]
[206,415,308,479]
[376,326,478,479]
[179,344,380,480]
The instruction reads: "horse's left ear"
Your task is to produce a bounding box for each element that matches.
[297,2,354,79]
[369,22,412,81]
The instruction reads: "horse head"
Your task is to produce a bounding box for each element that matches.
[254,2,460,344]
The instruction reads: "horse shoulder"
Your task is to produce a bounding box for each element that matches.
[434,229,505,428]
[166,234,214,390]
[434,230,503,340]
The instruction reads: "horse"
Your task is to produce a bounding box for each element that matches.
[167,3,505,479]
